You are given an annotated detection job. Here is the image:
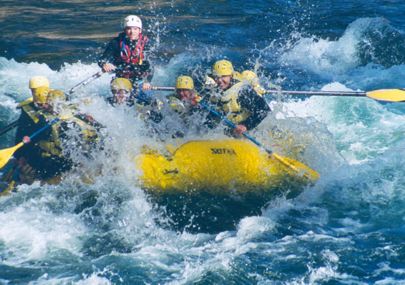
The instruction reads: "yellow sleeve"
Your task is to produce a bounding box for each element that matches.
[17,97,33,108]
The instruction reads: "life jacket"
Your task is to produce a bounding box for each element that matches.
[20,102,41,124]
[205,70,266,97]
[17,104,61,157]
[218,81,251,124]
[233,70,266,96]
[118,33,148,65]
[19,89,65,124]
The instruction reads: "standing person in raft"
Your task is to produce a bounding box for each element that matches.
[98,15,153,93]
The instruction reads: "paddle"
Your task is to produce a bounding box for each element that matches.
[0,120,19,137]
[0,118,59,169]
[151,86,175,91]
[67,71,104,97]
[265,89,405,103]
[151,85,405,103]
[151,86,405,102]
[66,65,135,100]
[197,101,319,181]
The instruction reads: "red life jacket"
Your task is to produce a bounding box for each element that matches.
[119,33,148,65]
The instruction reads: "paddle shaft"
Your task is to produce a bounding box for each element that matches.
[266,90,366,97]
[28,118,60,141]
[67,65,133,98]
[68,71,104,97]
[151,86,175,91]
[150,86,366,96]
[198,102,273,155]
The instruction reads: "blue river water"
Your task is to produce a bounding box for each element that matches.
[1,0,405,284]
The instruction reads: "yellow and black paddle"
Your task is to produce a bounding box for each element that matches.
[153,86,405,103]
[0,118,59,169]
[266,89,405,103]
[198,101,320,182]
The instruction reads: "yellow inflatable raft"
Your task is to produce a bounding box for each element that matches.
[136,139,319,194]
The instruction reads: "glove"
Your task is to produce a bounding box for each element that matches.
[205,76,217,87]
[169,99,186,113]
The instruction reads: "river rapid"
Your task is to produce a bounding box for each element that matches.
[0,1,405,284]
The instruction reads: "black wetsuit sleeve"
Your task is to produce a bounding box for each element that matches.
[15,111,32,144]
[98,38,120,68]
[237,87,270,130]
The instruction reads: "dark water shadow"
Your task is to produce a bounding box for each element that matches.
[149,180,305,234]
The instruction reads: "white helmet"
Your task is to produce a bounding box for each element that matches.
[124,15,142,29]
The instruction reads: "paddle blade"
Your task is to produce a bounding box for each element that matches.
[0,142,24,169]
[273,153,320,182]
[366,89,405,102]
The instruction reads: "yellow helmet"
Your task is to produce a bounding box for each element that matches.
[212,60,234,77]
[46,90,66,105]
[111,78,132,92]
[32,86,50,104]
[176,76,194,90]
[29,76,50,89]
